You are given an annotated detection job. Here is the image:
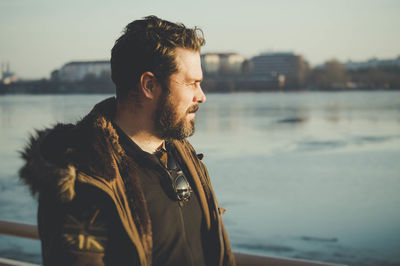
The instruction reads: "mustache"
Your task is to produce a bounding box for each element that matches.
[187,104,199,114]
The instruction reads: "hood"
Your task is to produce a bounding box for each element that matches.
[19,123,76,202]
[19,97,128,202]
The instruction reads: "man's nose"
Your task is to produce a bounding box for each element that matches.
[194,85,206,103]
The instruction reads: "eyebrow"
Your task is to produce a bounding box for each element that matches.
[173,75,203,85]
[171,78,201,86]
[189,75,203,83]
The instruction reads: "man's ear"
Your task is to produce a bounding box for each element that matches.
[139,71,160,99]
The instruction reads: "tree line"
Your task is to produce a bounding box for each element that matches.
[307,60,400,90]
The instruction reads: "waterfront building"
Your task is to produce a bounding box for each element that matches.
[58,60,110,82]
[219,53,245,74]
[201,53,245,75]
[201,53,220,74]
[247,52,309,88]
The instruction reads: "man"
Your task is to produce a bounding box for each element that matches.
[19,16,235,266]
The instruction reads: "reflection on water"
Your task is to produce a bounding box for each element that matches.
[1,92,400,265]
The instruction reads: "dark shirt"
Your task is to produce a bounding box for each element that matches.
[115,125,207,266]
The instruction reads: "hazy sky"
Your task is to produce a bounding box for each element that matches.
[1,0,400,79]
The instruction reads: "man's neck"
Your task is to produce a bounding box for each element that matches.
[114,104,164,154]
[126,130,164,154]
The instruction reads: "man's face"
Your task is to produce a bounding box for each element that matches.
[155,48,206,140]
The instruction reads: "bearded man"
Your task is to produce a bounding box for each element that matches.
[19,16,235,266]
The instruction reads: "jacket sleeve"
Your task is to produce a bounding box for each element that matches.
[38,184,140,266]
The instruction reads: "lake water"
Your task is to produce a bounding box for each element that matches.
[1,91,400,265]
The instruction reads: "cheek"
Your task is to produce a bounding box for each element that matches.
[178,103,189,116]
[168,98,186,117]
[176,97,191,113]
[170,89,194,114]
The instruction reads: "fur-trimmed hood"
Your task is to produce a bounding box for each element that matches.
[19,123,77,202]
[19,97,127,202]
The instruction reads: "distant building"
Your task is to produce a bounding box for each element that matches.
[201,53,245,75]
[219,53,245,74]
[344,56,400,70]
[58,60,110,82]
[201,54,220,74]
[247,52,309,87]
[1,62,18,85]
[250,52,299,78]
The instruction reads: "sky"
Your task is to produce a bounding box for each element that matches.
[1,0,400,79]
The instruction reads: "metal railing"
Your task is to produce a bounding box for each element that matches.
[0,220,345,266]
[0,220,39,240]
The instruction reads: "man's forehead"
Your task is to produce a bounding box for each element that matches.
[174,48,202,81]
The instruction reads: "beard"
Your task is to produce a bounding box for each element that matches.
[154,85,199,140]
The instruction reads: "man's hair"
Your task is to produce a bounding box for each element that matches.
[111,15,205,101]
